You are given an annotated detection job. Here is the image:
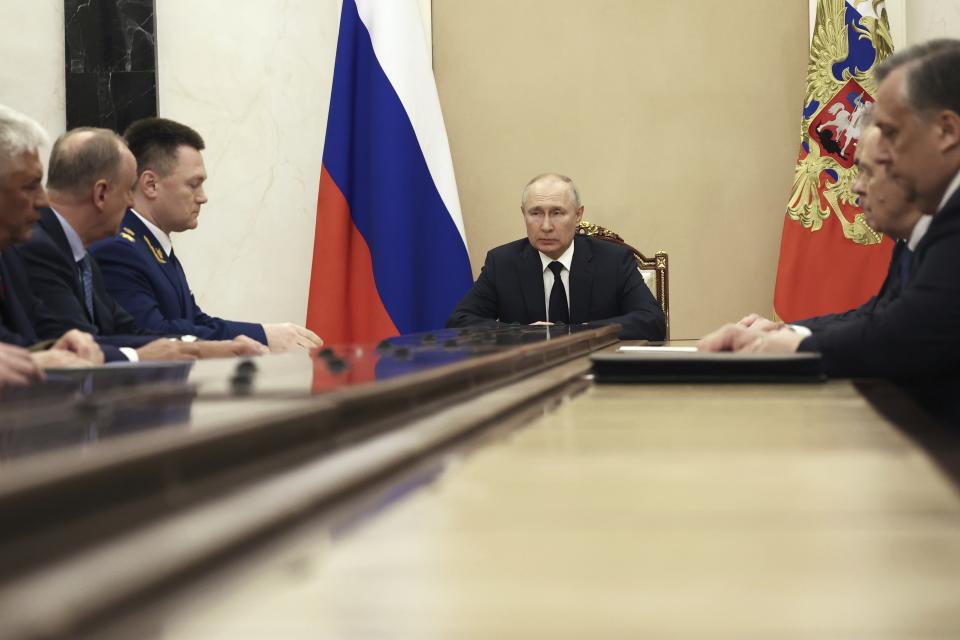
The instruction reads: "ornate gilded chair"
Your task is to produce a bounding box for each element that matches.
[576,220,670,339]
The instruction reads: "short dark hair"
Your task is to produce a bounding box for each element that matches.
[875,39,960,117]
[123,117,205,178]
[46,127,125,195]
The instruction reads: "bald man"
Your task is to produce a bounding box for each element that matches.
[446,173,665,339]
[14,128,266,361]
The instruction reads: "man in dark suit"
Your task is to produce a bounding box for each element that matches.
[0,103,103,375]
[89,118,323,352]
[738,124,926,336]
[446,173,665,340]
[15,127,266,362]
[700,40,960,383]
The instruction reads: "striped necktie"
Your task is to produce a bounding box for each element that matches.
[77,254,95,321]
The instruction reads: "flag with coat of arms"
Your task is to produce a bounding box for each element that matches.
[774,0,895,321]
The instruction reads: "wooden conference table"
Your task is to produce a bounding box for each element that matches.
[1,327,959,638]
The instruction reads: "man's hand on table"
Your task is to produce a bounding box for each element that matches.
[698,323,804,354]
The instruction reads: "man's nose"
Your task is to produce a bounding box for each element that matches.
[540,215,554,230]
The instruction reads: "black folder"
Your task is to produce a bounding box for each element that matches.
[591,350,825,383]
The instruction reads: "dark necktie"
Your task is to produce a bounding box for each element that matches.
[77,254,95,321]
[898,246,913,287]
[548,261,569,324]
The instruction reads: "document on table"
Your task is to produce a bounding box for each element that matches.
[618,346,698,353]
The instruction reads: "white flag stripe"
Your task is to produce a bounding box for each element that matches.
[354,0,468,249]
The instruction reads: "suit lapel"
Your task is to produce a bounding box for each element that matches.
[168,252,194,316]
[518,243,547,322]
[127,211,187,314]
[38,209,89,319]
[568,236,593,324]
[0,254,38,341]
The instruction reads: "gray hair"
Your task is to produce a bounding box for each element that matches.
[0,104,49,176]
[521,173,581,210]
[47,127,126,196]
[875,38,960,118]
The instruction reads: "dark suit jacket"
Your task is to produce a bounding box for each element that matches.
[89,210,267,344]
[799,188,960,379]
[795,240,908,332]
[13,209,161,358]
[446,235,666,340]
[0,250,51,346]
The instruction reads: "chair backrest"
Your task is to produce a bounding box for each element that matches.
[576,220,670,339]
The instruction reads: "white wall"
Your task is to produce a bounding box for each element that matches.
[906,0,960,42]
[808,0,960,48]
[0,0,65,148]
[0,0,432,326]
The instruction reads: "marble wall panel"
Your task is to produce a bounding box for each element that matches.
[154,0,342,326]
[156,0,431,327]
[1,0,432,330]
[64,0,157,132]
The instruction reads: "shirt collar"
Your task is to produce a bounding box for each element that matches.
[907,214,933,252]
[50,208,87,262]
[132,208,173,256]
[538,238,575,273]
[937,168,960,215]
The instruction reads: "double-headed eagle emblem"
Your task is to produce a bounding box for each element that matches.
[787,0,893,245]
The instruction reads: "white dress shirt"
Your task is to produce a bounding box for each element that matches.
[132,209,173,256]
[538,241,574,322]
[937,168,960,215]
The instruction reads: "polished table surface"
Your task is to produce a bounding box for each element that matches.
[92,343,960,639]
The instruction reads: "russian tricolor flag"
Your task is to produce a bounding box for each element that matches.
[306,0,472,344]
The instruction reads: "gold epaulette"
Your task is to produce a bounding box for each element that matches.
[119,229,136,243]
[143,235,167,264]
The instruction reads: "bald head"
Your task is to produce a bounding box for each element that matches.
[47,128,129,198]
[46,128,137,244]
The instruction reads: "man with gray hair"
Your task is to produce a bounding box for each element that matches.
[0,103,104,374]
[13,127,266,361]
[446,173,665,339]
[699,40,960,410]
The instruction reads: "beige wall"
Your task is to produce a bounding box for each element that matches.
[434,0,809,338]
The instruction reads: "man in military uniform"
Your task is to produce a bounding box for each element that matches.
[90,118,323,352]
[15,127,266,361]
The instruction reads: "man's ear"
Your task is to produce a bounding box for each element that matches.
[92,179,109,211]
[138,170,159,198]
[935,109,960,154]
[576,206,584,222]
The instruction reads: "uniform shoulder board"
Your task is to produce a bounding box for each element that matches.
[119,231,136,243]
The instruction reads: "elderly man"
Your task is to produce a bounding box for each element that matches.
[738,124,925,335]
[699,40,960,382]
[0,103,103,375]
[14,127,266,361]
[90,117,322,352]
[446,173,665,339]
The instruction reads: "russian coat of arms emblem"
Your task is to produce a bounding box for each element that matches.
[786,0,894,246]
